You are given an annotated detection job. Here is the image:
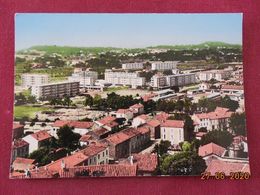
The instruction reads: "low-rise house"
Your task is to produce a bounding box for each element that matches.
[22,130,52,154]
[51,120,94,138]
[12,139,29,162]
[195,132,207,140]
[132,114,149,127]
[155,112,169,123]
[129,103,144,115]
[192,107,233,131]
[45,143,109,173]
[106,132,131,160]
[87,127,111,140]
[221,84,244,95]
[116,109,134,120]
[12,123,24,140]
[12,157,35,171]
[146,119,161,139]
[199,82,211,91]
[228,135,248,158]
[160,120,185,145]
[105,127,151,160]
[95,116,119,131]
[206,159,250,176]
[198,142,225,162]
[79,135,95,147]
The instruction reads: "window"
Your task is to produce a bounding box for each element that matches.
[106,150,108,155]
[103,152,105,157]
[98,154,100,159]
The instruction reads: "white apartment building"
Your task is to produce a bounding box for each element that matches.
[21,74,49,88]
[192,107,233,132]
[198,70,231,81]
[68,71,98,87]
[31,81,80,100]
[151,73,196,88]
[122,62,144,70]
[151,61,178,70]
[104,69,145,88]
[160,120,185,145]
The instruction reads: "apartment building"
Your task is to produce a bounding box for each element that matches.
[151,73,196,88]
[21,73,49,88]
[160,120,185,145]
[198,69,231,81]
[151,61,178,70]
[104,69,145,88]
[68,71,98,87]
[31,81,79,100]
[122,62,144,70]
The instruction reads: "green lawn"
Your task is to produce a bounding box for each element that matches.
[14,105,53,119]
[105,86,129,92]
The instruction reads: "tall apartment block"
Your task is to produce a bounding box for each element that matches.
[104,69,145,88]
[151,73,196,88]
[31,81,80,100]
[68,70,98,87]
[122,63,144,70]
[151,61,178,70]
[21,74,49,88]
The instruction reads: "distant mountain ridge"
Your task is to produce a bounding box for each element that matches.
[17,41,241,55]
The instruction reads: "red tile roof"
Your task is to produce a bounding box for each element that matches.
[12,139,29,149]
[30,130,52,141]
[116,109,132,114]
[136,114,149,121]
[161,120,184,128]
[136,126,150,134]
[195,107,233,120]
[80,143,107,157]
[130,103,144,109]
[92,128,109,136]
[106,132,130,145]
[97,116,116,125]
[198,142,225,157]
[79,134,93,142]
[206,159,250,176]
[155,112,169,122]
[53,120,93,129]
[133,153,157,172]
[195,132,207,138]
[221,84,244,91]
[13,157,35,165]
[147,119,161,127]
[64,164,137,177]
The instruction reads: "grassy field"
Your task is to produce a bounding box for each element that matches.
[14,106,53,119]
[105,86,129,92]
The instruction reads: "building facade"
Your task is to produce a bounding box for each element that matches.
[31,81,80,100]
[21,73,49,88]
[151,61,178,70]
[122,63,144,70]
[68,70,98,87]
[104,69,145,88]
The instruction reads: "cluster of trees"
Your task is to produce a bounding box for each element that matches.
[49,96,72,107]
[229,112,246,136]
[200,130,233,148]
[84,92,156,112]
[15,93,37,105]
[34,54,65,68]
[153,140,206,176]
[156,98,196,114]
[197,96,239,112]
[29,125,81,166]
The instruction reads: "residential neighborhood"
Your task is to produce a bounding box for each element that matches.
[11,13,248,178]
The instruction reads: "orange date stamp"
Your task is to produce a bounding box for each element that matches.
[201,172,250,180]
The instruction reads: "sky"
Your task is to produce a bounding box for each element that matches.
[15,13,242,50]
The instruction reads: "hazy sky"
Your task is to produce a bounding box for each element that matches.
[15,13,242,50]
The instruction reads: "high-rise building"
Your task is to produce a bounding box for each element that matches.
[151,61,178,70]
[21,74,49,88]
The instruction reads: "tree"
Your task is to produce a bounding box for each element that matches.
[57,125,81,150]
[63,96,72,107]
[200,130,233,148]
[184,115,195,142]
[29,148,51,166]
[153,140,171,156]
[229,112,246,136]
[182,141,192,152]
[219,96,239,112]
[84,94,93,107]
[160,151,206,175]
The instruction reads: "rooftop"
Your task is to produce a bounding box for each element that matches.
[161,120,184,128]
[12,139,29,149]
[198,142,226,157]
[53,120,93,129]
[30,130,52,141]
